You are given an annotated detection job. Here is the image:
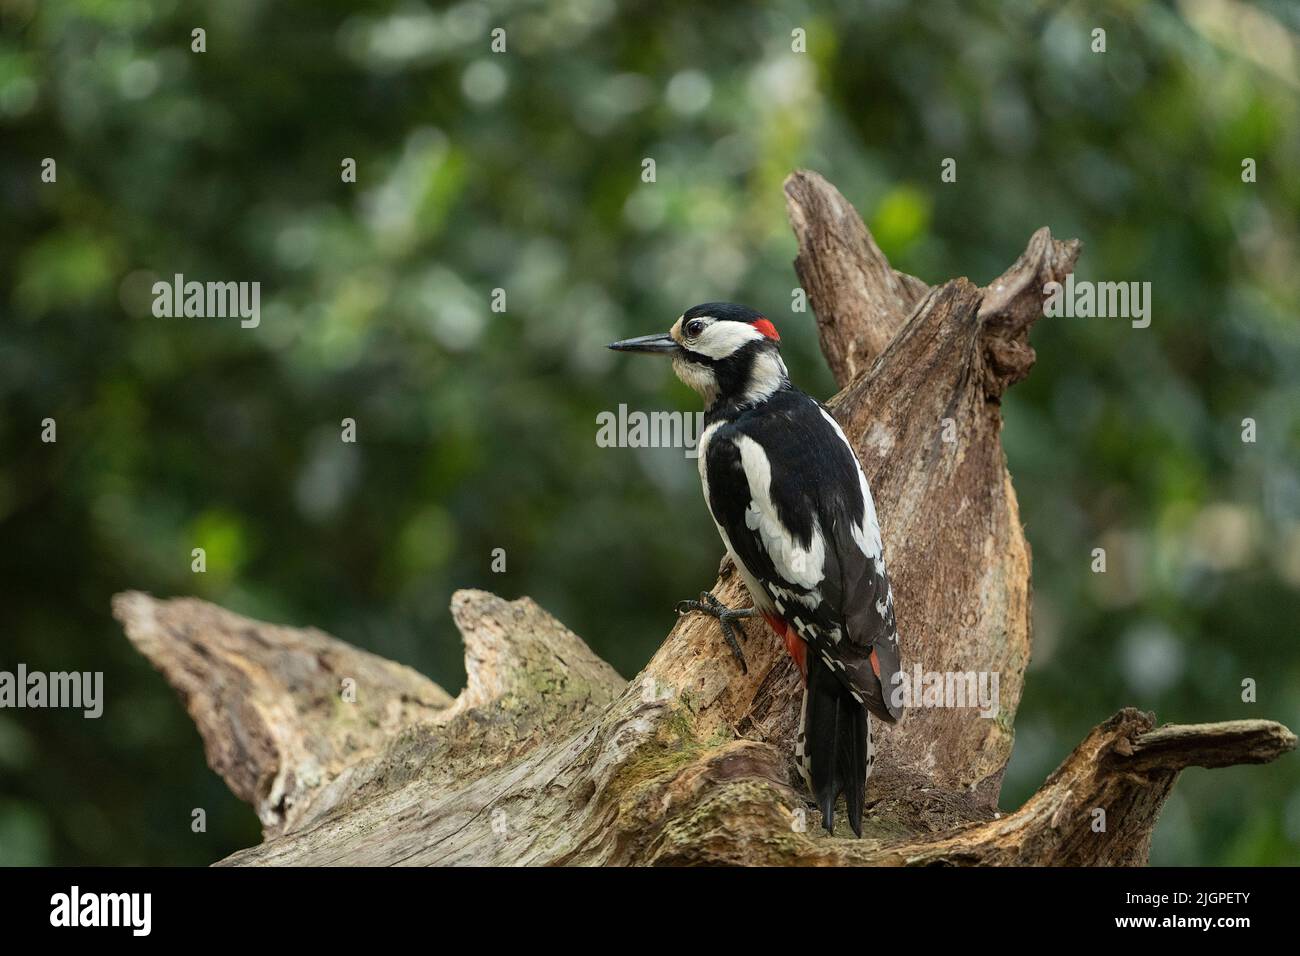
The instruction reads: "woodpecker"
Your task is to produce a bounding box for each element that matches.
[610,302,903,836]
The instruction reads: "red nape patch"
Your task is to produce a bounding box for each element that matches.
[763,611,807,681]
[751,318,780,341]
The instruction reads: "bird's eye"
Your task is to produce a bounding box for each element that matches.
[685,319,706,338]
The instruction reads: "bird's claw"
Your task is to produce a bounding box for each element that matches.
[674,590,756,674]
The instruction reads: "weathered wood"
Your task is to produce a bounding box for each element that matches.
[112,590,453,837]
[784,169,930,384]
[113,170,1293,865]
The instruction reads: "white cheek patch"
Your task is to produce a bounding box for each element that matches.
[692,321,765,359]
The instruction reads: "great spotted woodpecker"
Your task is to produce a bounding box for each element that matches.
[610,302,903,836]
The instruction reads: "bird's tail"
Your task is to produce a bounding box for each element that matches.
[799,652,872,836]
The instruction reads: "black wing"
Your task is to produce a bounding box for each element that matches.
[703,389,902,721]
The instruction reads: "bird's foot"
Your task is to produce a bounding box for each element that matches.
[675,591,756,674]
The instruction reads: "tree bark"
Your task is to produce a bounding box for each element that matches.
[113,170,1294,865]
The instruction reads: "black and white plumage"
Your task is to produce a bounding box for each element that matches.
[610,302,903,836]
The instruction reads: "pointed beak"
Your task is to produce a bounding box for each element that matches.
[608,332,679,355]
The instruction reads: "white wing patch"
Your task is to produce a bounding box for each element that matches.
[699,422,775,613]
[733,433,826,590]
[818,407,882,561]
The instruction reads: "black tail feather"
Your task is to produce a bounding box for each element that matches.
[806,653,869,836]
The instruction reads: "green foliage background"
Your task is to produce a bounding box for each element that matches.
[1,0,1298,865]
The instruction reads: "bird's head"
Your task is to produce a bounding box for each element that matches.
[609,302,788,408]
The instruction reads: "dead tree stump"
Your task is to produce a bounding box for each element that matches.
[113,170,1294,865]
